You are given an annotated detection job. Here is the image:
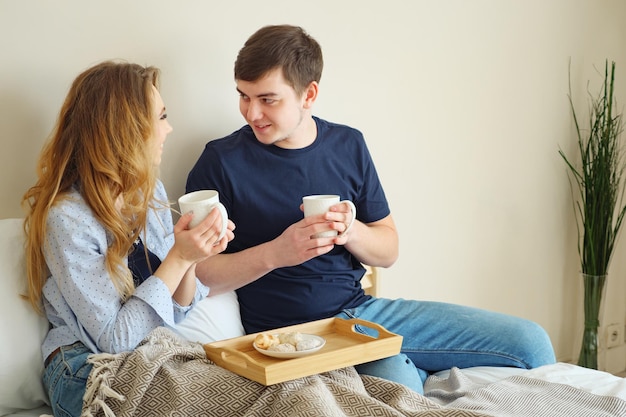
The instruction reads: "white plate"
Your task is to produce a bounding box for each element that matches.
[253,334,326,359]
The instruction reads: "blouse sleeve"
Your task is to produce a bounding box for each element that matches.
[43,194,196,354]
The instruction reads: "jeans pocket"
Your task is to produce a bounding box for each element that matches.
[54,373,90,417]
[44,344,93,417]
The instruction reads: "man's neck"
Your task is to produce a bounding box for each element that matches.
[274,115,317,150]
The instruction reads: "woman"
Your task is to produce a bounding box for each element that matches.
[22,60,232,417]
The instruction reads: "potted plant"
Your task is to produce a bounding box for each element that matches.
[559,60,626,369]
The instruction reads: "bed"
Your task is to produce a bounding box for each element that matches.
[1,217,624,416]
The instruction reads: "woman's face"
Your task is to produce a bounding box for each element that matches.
[150,85,173,166]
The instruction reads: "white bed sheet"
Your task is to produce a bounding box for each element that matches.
[428,362,626,400]
[3,405,52,417]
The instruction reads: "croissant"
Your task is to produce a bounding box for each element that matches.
[254,333,280,349]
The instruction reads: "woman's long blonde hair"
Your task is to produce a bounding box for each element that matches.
[23,61,161,313]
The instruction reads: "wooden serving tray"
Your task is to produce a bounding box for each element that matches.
[203,317,402,385]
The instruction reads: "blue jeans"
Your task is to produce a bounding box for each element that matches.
[42,342,93,417]
[337,297,556,394]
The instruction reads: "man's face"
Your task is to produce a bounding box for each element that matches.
[236,68,313,149]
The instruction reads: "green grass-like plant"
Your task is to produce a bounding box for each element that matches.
[560,61,626,276]
[559,60,626,369]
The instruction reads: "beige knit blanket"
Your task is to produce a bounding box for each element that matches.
[81,327,626,417]
[80,327,488,417]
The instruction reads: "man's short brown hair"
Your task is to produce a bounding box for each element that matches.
[234,25,323,94]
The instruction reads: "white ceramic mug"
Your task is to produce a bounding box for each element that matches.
[178,190,228,240]
[302,194,357,238]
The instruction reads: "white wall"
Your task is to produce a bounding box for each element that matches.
[1,0,625,372]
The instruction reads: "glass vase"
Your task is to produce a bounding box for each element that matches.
[577,273,608,369]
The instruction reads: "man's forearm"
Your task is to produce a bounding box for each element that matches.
[344,215,399,268]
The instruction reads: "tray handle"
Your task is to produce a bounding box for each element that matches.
[339,317,397,339]
[208,346,263,370]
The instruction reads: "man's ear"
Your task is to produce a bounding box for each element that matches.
[302,81,319,109]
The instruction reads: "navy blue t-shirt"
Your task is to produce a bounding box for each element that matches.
[186,116,390,333]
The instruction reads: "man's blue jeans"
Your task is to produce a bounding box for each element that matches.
[42,342,93,417]
[337,297,556,394]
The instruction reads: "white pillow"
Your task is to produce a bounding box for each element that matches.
[173,291,245,344]
[0,218,49,415]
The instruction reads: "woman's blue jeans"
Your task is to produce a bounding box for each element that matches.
[337,297,556,394]
[42,342,93,417]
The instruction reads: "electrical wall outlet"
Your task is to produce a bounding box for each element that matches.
[606,323,623,349]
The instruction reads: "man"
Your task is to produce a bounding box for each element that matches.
[187,24,555,393]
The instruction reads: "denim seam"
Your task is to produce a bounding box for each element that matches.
[398,348,531,369]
